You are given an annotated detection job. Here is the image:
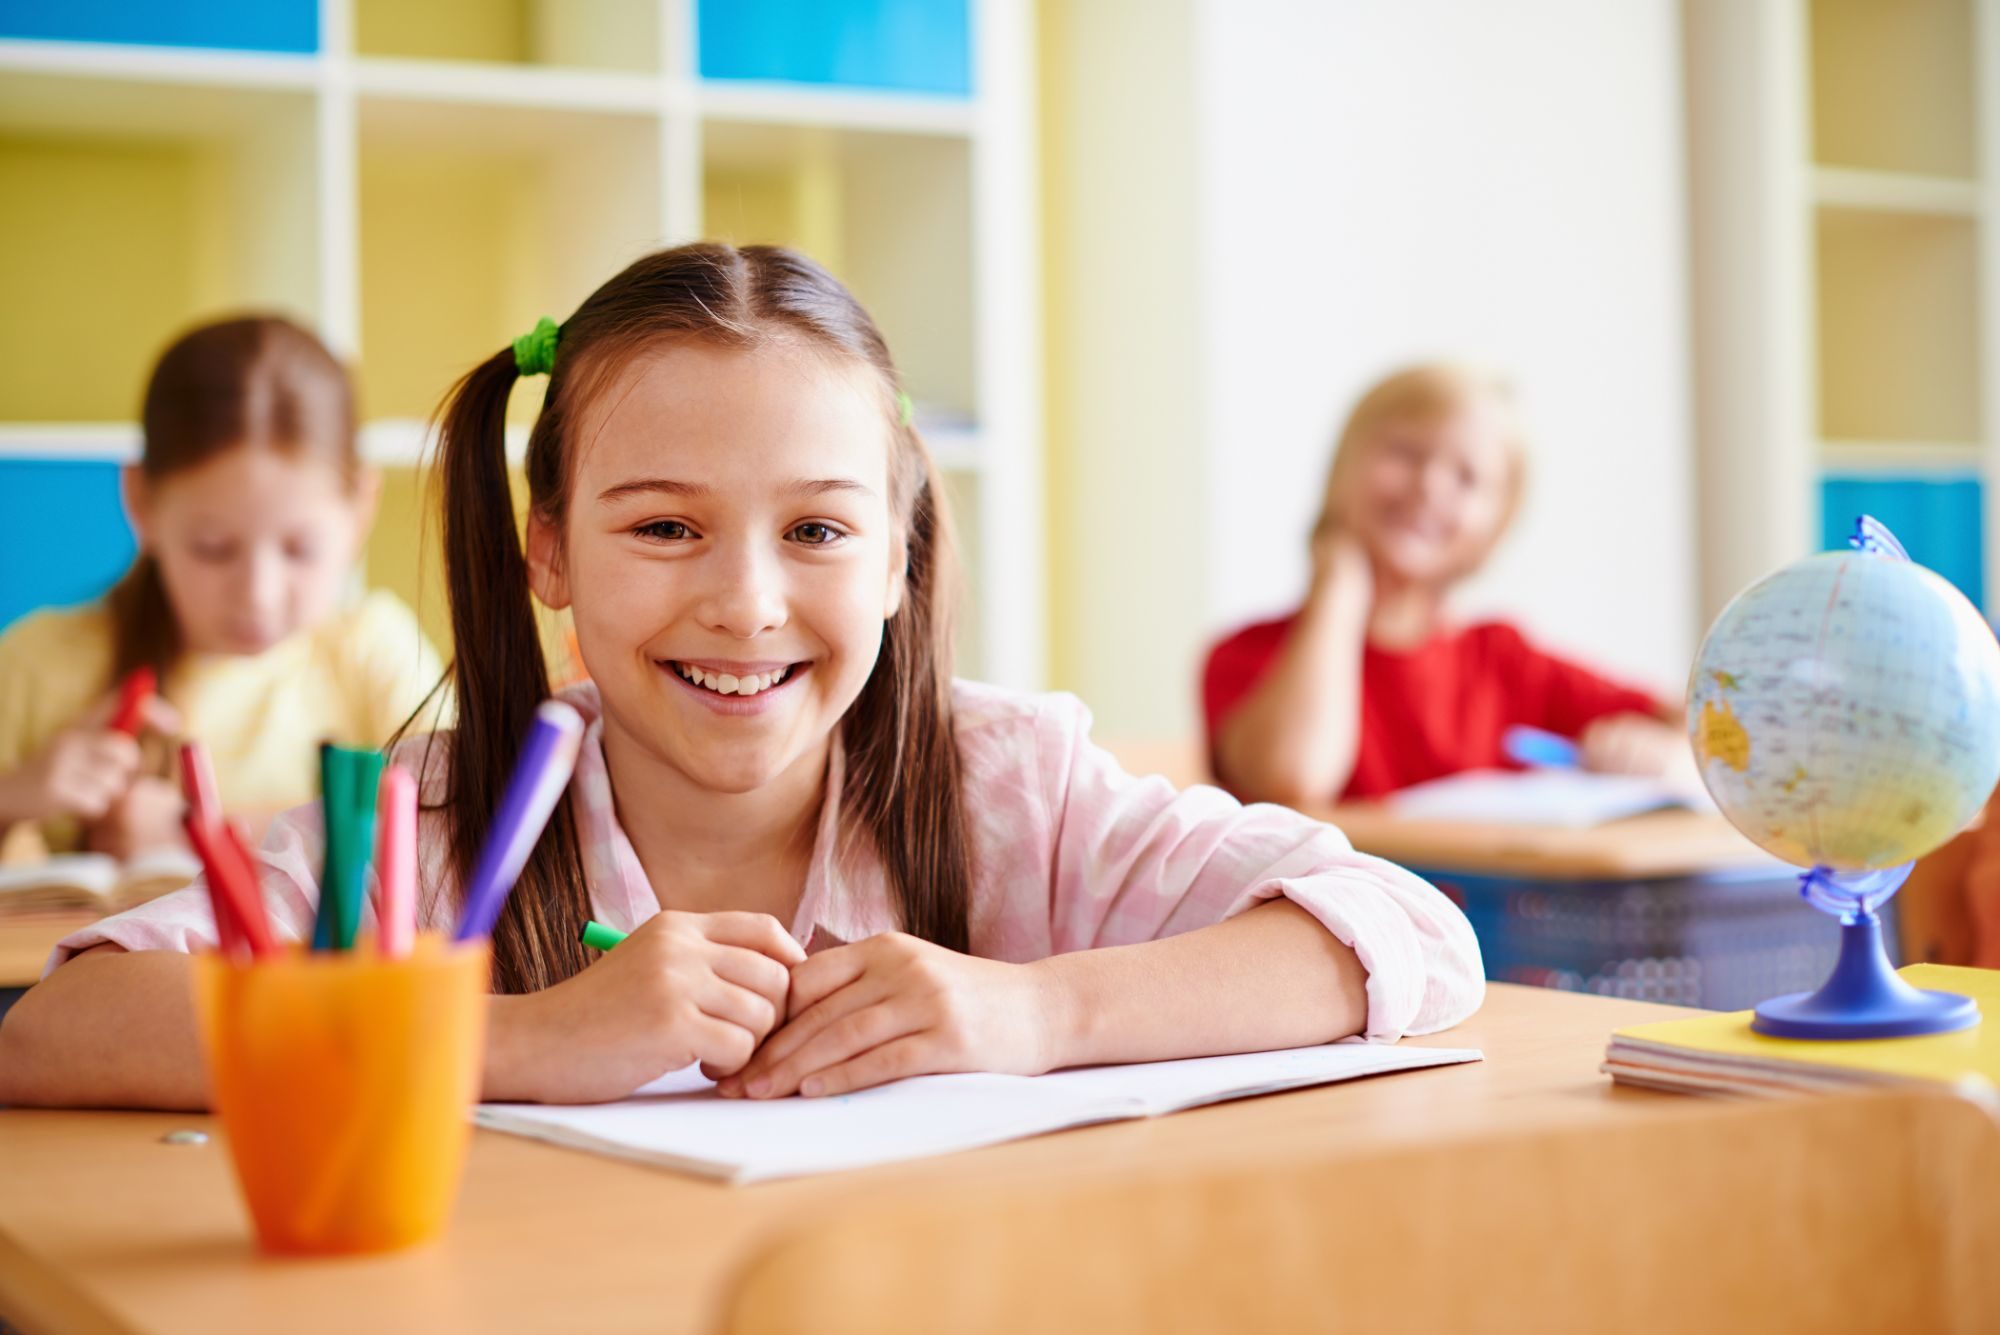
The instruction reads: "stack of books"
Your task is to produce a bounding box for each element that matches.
[1603,964,1999,1097]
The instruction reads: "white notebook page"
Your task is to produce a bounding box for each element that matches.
[477,1042,1482,1183]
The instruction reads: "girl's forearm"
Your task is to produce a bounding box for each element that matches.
[1032,899,1369,1070]
[0,948,209,1110]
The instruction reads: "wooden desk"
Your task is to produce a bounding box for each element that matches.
[0,986,1752,1334]
[0,913,93,990]
[1317,803,1772,881]
[8,984,1994,1334]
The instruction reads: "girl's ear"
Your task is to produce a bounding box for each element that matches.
[526,509,572,610]
[121,467,153,550]
[883,527,908,621]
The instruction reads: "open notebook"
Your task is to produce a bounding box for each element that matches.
[478,1042,1482,1184]
[1387,769,1713,828]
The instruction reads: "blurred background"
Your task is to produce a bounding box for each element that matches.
[0,0,1984,753]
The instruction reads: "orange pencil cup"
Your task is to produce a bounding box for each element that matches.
[191,935,489,1256]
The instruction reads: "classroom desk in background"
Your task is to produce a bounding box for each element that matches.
[5,985,1998,1335]
[1316,804,1847,1012]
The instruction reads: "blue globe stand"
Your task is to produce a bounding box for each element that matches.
[1752,863,1980,1040]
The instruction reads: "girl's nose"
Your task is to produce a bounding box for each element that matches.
[696,541,790,639]
[241,548,286,619]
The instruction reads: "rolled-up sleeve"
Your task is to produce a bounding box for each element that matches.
[44,804,330,973]
[1034,692,1484,1040]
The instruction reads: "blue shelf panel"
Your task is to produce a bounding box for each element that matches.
[697,0,969,96]
[0,1,318,54]
[0,459,136,632]
[1821,472,1985,610]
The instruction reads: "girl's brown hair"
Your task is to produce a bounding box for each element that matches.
[433,243,970,994]
[110,315,358,681]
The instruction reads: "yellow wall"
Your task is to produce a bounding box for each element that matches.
[1035,0,1208,740]
[0,137,211,420]
[356,0,528,62]
[359,148,549,424]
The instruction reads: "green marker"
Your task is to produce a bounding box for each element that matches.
[581,920,627,952]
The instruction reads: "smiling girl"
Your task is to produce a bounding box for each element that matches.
[1204,364,1683,806]
[0,247,1480,1110]
[0,317,441,859]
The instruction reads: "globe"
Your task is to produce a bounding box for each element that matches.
[1687,537,2000,876]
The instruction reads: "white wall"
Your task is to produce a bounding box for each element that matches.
[1044,0,1697,740]
[1196,0,1695,697]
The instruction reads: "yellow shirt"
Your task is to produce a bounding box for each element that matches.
[0,590,447,848]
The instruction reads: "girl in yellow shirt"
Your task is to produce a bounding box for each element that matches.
[0,316,443,856]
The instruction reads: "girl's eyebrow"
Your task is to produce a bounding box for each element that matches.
[596,477,876,504]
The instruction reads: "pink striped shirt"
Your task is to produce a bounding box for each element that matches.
[52,681,1484,1040]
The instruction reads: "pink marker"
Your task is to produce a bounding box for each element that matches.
[376,764,417,959]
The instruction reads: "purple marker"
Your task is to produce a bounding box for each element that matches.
[453,700,586,942]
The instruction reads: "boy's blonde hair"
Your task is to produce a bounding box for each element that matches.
[1313,362,1530,560]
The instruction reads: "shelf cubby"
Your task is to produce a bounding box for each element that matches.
[1814,207,1981,445]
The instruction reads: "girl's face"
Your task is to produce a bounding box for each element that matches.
[127,448,373,657]
[531,341,906,796]
[1339,399,1515,586]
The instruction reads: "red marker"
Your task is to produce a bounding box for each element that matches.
[184,814,277,960]
[110,667,156,736]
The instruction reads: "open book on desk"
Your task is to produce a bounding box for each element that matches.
[478,1041,1482,1184]
[0,849,199,919]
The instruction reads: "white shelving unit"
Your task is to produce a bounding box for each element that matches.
[1685,0,1998,617]
[0,0,1043,689]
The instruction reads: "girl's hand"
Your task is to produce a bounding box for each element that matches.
[509,910,804,1104]
[717,933,1062,1100]
[0,689,183,824]
[1579,712,1688,779]
[6,729,140,823]
[85,776,189,860]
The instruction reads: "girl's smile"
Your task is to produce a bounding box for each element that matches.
[662,658,813,716]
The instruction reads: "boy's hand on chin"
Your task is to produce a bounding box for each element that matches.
[715,933,1062,1100]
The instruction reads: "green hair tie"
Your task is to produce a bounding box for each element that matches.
[513,317,560,377]
[896,391,914,428]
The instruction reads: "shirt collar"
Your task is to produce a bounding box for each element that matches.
[555,681,892,946]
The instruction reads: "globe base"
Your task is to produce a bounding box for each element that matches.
[1753,911,1979,1040]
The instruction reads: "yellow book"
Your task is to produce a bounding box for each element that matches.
[1602,964,2000,1097]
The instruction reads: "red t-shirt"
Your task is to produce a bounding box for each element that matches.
[1201,615,1662,802]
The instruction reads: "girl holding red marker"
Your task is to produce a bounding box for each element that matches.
[0,317,443,858]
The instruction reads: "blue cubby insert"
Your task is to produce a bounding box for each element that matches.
[697,0,970,96]
[0,1,318,54]
[1821,472,1985,611]
[0,459,136,633]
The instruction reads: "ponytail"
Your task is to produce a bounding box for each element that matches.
[434,349,591,992]
[106,554,180,682]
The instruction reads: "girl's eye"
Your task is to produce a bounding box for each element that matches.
[191,543,234,564]
[634,520,693,542]
[790,522,844,547]
[284,539,319,563]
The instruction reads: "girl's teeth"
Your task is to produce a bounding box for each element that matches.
[676,664,790,696]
